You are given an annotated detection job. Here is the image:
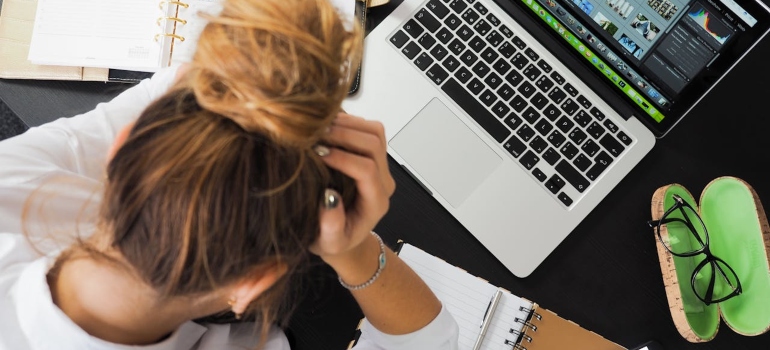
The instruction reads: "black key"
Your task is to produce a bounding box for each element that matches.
[436,27,454,44]
[471,61,490,78]
[542,147,561,165]
[603,119,619,133]
[530,136,548,153]
[448,0,467,14]
[480,47,499,63]
[500,25,514,38]
[469,36,487,52]
[519,150,540,170]
[524,48,539,61]
[535,75,554,92]
[617,131,632,146]
[532,168,547,182]
[461,8,480,24]
[473,20,492,36]
[599,134,625,157]
[576,95,592,109]
[448,38,465,55]
[426,64,449,85]
[574,110,592,127]
[504,135,527,157]
[530,92,548,109]
[581,139,600,157]
[511,52,529,70]
[418,33,437,49]
[511,36,526,49]
[573,153,592,171]
[479,89,497,107]
[444,14,462,30]
[534,118,553,136]
[427,0,450,18]
[487,13,500,26]
[545,174,565,194]
[460,49,478,66]
[403,19,424,38]
[521,106,540,124]
[536,60,552,73]
[402,41,421,59]
[560,98,579,115]
[414,53,434,71]
[455,67,472,83]
[547,87,566,104]
[547,130,566,147]
[560,141,578,159]
[510,95,527,112]
[550,71,565,85]
[555,115,574,133]
[542,104,561,121]
[442,78,511,143]
[486,31,504,47]
[457,25,474,41]
[568,127,587,145]
[498,84,515,101]
[523,64,542,81]
[558,192,573,206]
[473,2,488,14]
[484,72,502,89]
[517,81,536,98]
[586,151,613,181]
[563,82,578,97]
[491,101,510,118]
[505,70,524,87]
[492,58,511,75]
[556,160,589,193]
[586,121,605,139]
[504,113,523,130]
[467,77,484,94]
[517,124,535,142]
[442,55,461,72]
[430,44,448,61]
[590,106,605,120]
[499,42,516,58]
[390,30,409,48]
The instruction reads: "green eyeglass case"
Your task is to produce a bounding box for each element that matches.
[650,176,770,342]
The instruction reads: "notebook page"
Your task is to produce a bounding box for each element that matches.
[28,0,168,71]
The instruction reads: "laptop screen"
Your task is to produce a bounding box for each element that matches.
[510,0,770,136]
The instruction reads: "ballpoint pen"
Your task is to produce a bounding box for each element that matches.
[472,289,503,350]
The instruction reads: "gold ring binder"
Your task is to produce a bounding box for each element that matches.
[156,16,188,26]
[154,33,185,42]
[158,0,189,9]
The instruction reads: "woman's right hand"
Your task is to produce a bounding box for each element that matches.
[309,113,395,273]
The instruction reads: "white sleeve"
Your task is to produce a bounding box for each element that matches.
[353,303,459,350]
[0,66,180,239]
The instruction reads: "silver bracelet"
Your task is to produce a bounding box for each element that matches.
[338,232,387,291]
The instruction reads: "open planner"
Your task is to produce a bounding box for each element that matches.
[349,242,626,350]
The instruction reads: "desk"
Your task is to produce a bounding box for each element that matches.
[2,0,770,349]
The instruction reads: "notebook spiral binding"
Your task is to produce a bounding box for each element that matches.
[501,305,542,349]
[155,1,189,42]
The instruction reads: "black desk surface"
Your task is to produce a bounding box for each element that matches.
[2,1,770,349]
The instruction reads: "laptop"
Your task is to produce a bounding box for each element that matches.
[342,0,770,277]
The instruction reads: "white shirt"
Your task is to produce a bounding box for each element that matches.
[0,66,459,350]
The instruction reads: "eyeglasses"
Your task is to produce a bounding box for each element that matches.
[647,194,742,305]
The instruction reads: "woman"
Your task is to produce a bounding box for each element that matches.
[0,0,459,348]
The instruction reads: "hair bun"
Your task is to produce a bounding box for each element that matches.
[186,0,362,148]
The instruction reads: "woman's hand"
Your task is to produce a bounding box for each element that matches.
[309,113,395,270]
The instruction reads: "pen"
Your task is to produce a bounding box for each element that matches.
[472,289,503,350]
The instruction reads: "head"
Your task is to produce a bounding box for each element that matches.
[65,0,360,339]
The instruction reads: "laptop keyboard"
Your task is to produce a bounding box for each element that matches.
[388,0,634,207]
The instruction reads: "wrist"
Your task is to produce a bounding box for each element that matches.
[323,233,383,287]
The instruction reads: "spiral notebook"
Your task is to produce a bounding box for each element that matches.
[348,242,626,350]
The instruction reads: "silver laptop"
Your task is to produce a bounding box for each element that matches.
[342,0,770,277]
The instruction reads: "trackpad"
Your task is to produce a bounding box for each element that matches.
[390,98,502,208]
